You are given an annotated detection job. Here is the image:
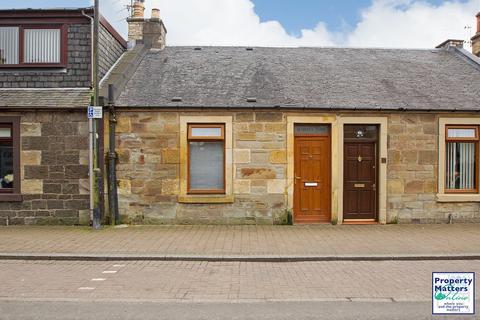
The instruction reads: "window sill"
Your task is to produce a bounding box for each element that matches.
[436,194,480,203]
[0,64,67,68]
[0,194,23,202]
[178,195,234,204]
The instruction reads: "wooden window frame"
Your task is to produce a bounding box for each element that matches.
[187,124,226,195]
[0,24,68,68]
[444,125,479,194]
[0,117,21,202]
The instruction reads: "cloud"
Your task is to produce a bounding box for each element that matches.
[102,0,479,49]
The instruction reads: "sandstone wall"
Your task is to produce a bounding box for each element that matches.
[387,114,480,223]
[114,111,480,224]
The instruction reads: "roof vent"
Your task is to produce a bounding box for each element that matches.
[171,97,182,102]
[246,47,254,51]
[194,47,202,51]
[246,97,257,103]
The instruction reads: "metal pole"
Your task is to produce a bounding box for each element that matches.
[88,118,94,225]
[94,0,99,107]
[92,0,101,229]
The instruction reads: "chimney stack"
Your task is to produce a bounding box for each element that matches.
[472,12,480,57]
[127,2,167,50]
[127,0,146,43]
[435,39,464,50]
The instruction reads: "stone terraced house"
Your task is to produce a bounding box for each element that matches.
[100,4,480,225]
[0,8,126,225]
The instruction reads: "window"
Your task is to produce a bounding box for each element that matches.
[0,25,66,67]
[0,117,21,200]
[445,126,479,193]
[187,124,225,194]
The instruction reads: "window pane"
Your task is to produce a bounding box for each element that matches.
[0,128,11,138]
[447,128,476,138]
[344,125,378,139]
[446,142,476,190]
[294,124,329,136]
[24,29,61,63]
[189,141,224,191]
[0,27,19,65]
[0,141,13,189]
[191,127,222,138]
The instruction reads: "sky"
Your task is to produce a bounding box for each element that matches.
[1,0,479,49]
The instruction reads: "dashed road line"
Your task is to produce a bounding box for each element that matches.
[78,287,95,291]
[91,278,106,282]
[102,270,117,274]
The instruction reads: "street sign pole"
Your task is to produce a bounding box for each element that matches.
[88,106,102,229]
[88,117,94,226]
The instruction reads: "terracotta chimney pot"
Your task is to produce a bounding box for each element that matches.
[151,8,160,21]
[476,12,480,34]
[132,0,145,19]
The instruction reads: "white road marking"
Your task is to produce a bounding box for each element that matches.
[113,264,125,268]
[78,287,95,290]
[91,278,106,282]
[102,270,117,274]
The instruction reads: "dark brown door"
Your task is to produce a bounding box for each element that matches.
[343,141,377,220]
[294,136,331,223]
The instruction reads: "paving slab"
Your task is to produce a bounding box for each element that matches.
[0,224,478,261]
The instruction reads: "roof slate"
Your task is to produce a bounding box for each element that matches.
[0,89,91,109]
[116,46,480,111]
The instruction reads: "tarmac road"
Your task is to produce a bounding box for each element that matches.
[1,300,478,320]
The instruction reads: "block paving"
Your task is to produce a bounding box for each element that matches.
[0,224,479,258]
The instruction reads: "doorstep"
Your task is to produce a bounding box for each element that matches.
[342,219,378,225]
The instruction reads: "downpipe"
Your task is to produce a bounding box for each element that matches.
[107,84,120,225]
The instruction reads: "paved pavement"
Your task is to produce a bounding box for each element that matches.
[0,224,479,260]
[0,259,478,319]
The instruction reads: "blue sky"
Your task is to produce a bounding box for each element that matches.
[1,0,468,35]
[1,0,478,48]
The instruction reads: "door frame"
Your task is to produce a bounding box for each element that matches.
[338,117,388,224]
[287,116,339,224]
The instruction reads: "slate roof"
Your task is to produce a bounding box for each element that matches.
[0,89,91,109]
[116,46,480,111]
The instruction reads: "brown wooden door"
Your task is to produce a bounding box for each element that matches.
[294,136,331,223]
[343,142,377,220]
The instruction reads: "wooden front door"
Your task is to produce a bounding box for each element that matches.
[294,129,331,223]
[343,125,378,220]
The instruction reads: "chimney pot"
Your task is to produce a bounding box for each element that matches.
[476,12,480,34]
[151,8,160,21]
[132,0,145,19]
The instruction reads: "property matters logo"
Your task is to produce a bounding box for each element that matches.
[432,272,475,315]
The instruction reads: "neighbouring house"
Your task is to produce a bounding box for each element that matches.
[100,3,480,225]
[472,12,480,57]
[0,8,126,225]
